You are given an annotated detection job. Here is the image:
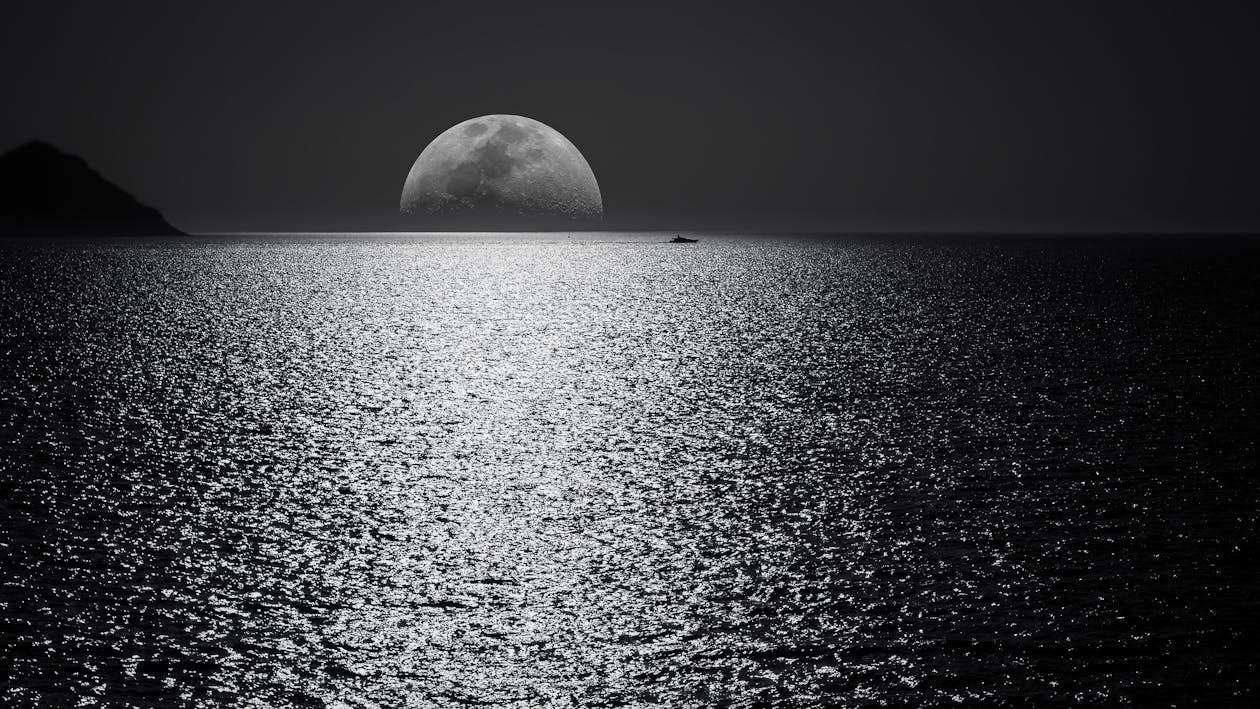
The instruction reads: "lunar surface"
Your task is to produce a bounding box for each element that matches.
[400,115,602,222]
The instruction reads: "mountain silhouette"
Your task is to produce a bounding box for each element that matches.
[0,141,182,237]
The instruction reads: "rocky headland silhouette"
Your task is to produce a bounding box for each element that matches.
[0,141,182,237]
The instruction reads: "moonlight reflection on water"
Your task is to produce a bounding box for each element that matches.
[1,234,1258,706]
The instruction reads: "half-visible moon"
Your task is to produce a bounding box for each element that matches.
[400,115,602,223]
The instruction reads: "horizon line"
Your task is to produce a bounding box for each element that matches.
[191,229,1260,237]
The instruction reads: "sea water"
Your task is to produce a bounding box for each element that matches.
[2,233,1258,706]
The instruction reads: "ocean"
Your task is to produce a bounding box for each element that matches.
[2,233,1258,706]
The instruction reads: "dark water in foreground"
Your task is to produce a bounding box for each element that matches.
[2,233,1258,707]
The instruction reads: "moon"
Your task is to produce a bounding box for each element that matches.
[400,115,602,223]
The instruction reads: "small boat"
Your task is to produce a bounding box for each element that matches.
[670,235,698,243]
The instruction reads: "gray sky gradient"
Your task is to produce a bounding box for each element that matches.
[1,1,1257,233]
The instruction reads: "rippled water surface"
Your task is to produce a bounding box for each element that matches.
[2,234,1259,706]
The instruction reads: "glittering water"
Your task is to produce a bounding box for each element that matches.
[2,234,1258,707]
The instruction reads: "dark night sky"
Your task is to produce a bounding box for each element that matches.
[1,1,1257,233]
